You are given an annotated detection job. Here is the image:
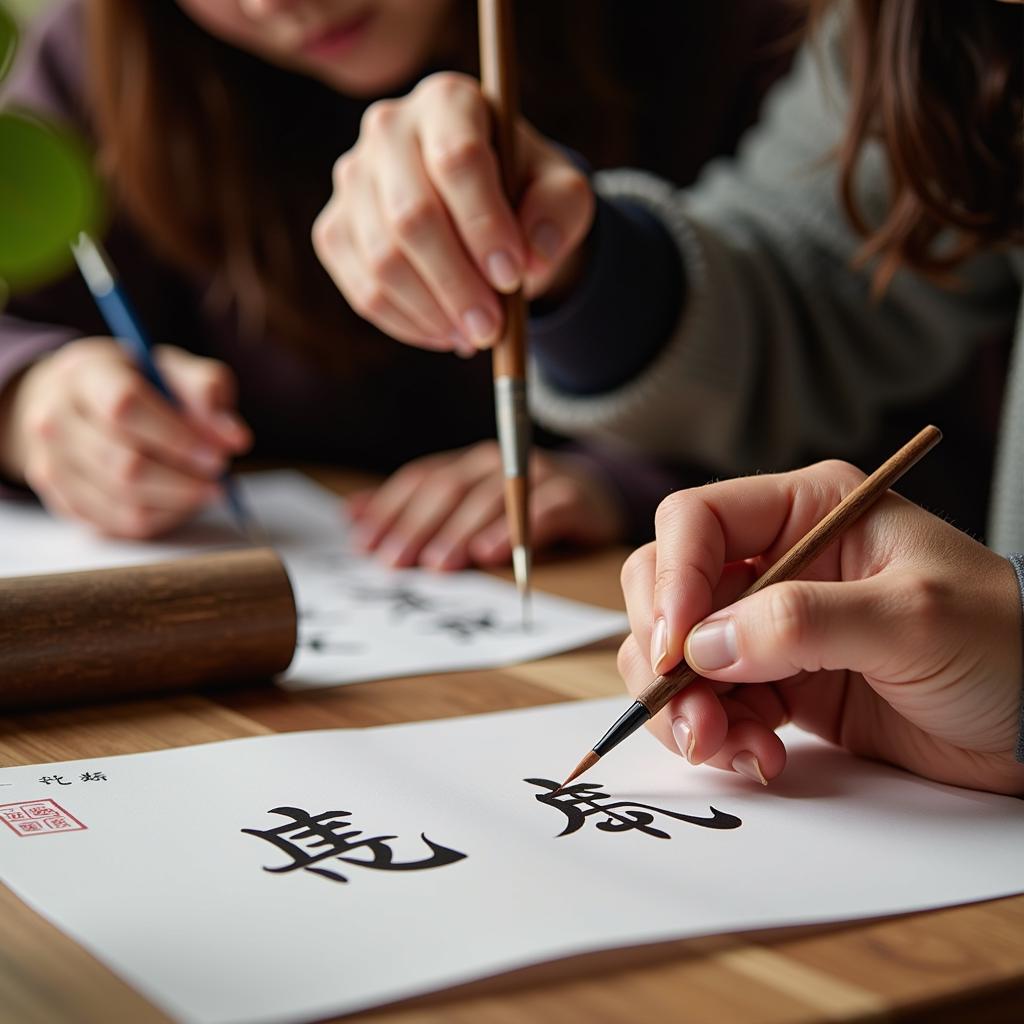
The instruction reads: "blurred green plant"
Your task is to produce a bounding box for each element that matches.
[0,1,101,298]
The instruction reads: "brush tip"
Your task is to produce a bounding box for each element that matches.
[556,749,600,791]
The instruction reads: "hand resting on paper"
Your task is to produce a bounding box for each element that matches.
[348,440,623,570]
[618,461,1024,796]
[312,72,593,355]
[0,338,251,538]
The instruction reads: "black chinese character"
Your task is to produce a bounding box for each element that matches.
[297,635,363,655]
[525,779,742,838]
[80,772,108,782]
[432,611,498,641]
[39,775,72,786]
[350,584,437,618]
[242,806,467,884]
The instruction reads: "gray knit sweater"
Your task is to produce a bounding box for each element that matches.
[531,26,1023,557]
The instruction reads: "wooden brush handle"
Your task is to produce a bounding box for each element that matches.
[479,0,526,381]
[0,548,297,710]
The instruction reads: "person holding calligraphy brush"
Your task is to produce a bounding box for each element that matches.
[0,0,799,560]
[322,2,1020,547]
[321,0,1023,793]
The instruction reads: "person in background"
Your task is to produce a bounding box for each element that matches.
[0,0,802,570]
[313,0,1023,791]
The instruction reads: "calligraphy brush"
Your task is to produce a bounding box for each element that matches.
[556,424,943,790]
[70,232,262,543]
[478,0,532,629]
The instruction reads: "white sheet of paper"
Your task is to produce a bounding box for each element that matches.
[2,699,1022,1024]
[0,472,626,686]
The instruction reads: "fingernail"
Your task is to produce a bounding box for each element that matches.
[686,617,738,672]
[732,751,767,786]
[671,716,696,764]
[530,221,561,262]
[463,307,498,347]
[651,617,668,674]
[191,447,225,475]
[486,250,520,292]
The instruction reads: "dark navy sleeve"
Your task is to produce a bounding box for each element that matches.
[528,195,683,395]
[1009,553,1024,765]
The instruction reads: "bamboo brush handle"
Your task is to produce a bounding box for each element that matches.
[479,0,526,380]
[0,548,296,710]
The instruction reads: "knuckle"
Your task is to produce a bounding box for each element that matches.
[429,135,489,181]
[389,197,440,243]
[767,584,812,652]
[354,283,390,320]
[425,477,463,508]
[898,573,947,629]
[366,243,405,283]
[113,449,145,486]
[104,381,141,426]
[311,209,338,256]
[418,71,474,104]
[331,152,357,191]
[27,409,58,442]
[360,99,397,137]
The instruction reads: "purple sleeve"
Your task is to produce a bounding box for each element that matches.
[528,194,683,395]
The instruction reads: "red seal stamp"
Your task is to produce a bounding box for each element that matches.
[0,799,87,837]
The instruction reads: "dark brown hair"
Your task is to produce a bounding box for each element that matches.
[84,0,802,365]
[816,0,1023,291]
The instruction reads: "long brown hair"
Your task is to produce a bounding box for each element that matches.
[816,0,1023,292]
[84,0,802,365]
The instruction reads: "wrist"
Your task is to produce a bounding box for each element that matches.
[0,363,38,483]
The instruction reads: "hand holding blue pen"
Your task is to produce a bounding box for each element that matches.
[68,233,258,538]
[0,232,255,539]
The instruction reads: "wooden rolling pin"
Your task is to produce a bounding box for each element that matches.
[0,548,297,710]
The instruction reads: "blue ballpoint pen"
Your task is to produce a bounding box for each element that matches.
[70,231,259,540]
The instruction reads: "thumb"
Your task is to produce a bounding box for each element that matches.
[683,577,909,684]
[155,346,251,453]
[516,125,594,296]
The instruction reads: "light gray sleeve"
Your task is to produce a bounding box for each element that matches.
[529,26,1019,473]
[1008,554,1024,765]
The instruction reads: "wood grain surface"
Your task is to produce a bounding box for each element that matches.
[1,470,1021,1024]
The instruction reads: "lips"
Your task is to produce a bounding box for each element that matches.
[301,11,374,59]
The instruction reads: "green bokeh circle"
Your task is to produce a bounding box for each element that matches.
[0,111,101,290]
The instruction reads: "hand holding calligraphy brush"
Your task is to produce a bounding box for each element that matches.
[478,0,532,628]
[557,425,943,790]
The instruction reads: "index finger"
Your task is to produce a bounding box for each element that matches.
[74,356,226,477]
[650,462,866,675]
[414,75,524,291]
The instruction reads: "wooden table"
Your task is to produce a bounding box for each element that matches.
[2,473,1022,1024]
